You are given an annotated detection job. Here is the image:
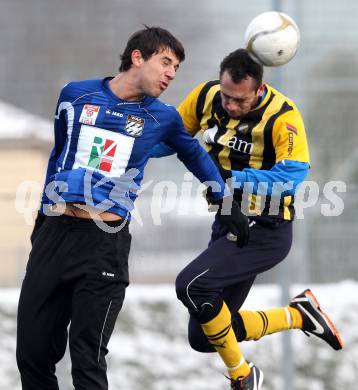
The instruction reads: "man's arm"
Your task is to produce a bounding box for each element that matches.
[166,112,226,200]
[149,82,208,159]
[40,88,71,211]
[31,86,69,242]
[164,110,249,247]
[222,160,309,196]
[148,142,176,158]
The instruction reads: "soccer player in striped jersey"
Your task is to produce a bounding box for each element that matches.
[152,49,343,390]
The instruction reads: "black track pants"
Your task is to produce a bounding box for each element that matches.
[16,215,131,390]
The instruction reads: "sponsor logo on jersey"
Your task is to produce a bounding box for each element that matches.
[286,122,298,135]
[285,123,297,157]
[105,109,124,118]
[79,104,100,125]
[288,132,294,156]
[87,136,117,172]
[226,136,253,154]
[74,125,135,177]
[125,115,145,137]
[237,123,249,135]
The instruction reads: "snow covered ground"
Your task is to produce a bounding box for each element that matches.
[1,281,357,390]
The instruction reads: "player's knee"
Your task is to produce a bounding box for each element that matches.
[17,329,65,372]
[196,298,224,324]
[16,346,27,373]
[16,341,43,373]
[175,269,201,312]
[188,330,214,352]
[175,270,189,305]
[188,335,209,352]
[176,269,223,319]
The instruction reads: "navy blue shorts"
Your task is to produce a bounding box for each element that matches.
[175,214,292,352]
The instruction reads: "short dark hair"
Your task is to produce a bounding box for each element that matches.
[219,49,263,90]
[119,26,185,72]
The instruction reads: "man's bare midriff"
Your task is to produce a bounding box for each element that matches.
[50,203,122,221]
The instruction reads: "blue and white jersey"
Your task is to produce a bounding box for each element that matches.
[41,77,226,219]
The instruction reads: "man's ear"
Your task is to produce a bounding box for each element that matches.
[131,49,143,67]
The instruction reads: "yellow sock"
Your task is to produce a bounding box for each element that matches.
[239,306,303,341]
[288,306,303,329]
[201,302,250,379]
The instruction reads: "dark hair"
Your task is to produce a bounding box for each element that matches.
[219,49,263,90]
[119,26,185,72]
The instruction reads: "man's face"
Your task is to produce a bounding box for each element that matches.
[137,48,180,98]
[220,70,261,119]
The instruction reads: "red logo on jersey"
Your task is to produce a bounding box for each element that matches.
[286,123,298,135]
[79,105,100,125]
[88,136,117,172]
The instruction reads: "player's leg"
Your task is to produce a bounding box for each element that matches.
[235,306,300,341]
[68,222,131,390]
[230,270,342,349]
[224,219,298,343]
[187,278,255,352]
[232,288,343,350]
[70,280,126,390]
[188,281,301,347]
[176,251,251,379]
[186,214,256,354]
[176,218,292,382]
[16,218,72,390]
[232,279,302,341]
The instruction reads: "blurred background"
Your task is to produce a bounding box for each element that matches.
[0,0,357,389]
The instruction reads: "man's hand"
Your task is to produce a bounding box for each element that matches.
[207,193,249,248]
[219,197,249,248]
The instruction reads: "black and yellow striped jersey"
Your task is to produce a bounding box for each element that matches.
[177,80,310,220]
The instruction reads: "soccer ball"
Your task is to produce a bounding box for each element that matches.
[244,11,300,67]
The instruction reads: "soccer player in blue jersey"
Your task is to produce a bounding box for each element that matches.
[152,49,343,390]
[15,27,249,390]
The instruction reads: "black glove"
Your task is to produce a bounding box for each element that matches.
[207,193,249,248]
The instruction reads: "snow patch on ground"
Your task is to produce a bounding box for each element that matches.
[1,281,357,390]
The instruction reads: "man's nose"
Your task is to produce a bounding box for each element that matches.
[166,66,176,80]
[226,100,237,112]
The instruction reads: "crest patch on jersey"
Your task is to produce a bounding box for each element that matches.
[125,115,145,137]
[79,104,100,126]
[237,123,249,135]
